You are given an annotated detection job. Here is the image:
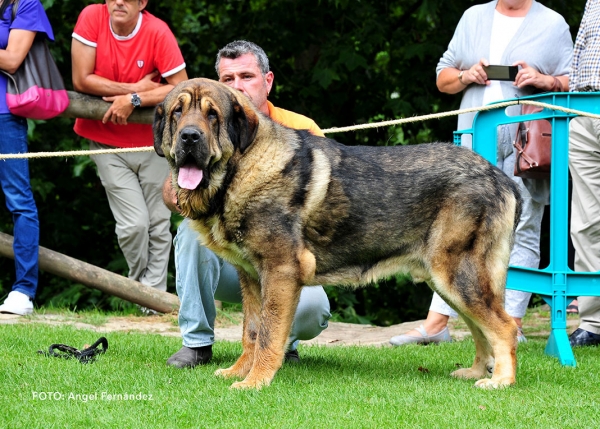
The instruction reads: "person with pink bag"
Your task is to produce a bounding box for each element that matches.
[0,0,56,316]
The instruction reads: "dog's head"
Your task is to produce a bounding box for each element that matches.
[153,78,259,216]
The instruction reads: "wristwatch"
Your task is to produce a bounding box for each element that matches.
[458,71,466,85]
[131,92,142,108]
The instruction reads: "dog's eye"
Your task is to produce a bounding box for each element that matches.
[207,109,218,120]
[173,105,182,119]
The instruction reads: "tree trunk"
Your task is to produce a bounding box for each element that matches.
[63,91,155,124]
[0,232,179,314]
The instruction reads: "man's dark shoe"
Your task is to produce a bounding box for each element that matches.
[166,345,213,368]
[284,349,300,363]
[569,328,600,348]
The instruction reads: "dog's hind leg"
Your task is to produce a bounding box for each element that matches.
[467,307,517,389]
[468,227,518,389]
[451,314,495,380]
[215,272,261,381]
[428,204,518,389]
[435,259,517,389]
[441,287,517,388]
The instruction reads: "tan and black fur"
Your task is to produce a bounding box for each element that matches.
[154,78,523,390]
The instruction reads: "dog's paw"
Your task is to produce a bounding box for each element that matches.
[474,377,515,389]
[230,378,269,390]
[215,367,243,379]
[451,367,488,380]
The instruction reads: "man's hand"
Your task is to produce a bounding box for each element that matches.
[135,70,162,93]
[162,176,181,213]
[101,94,135,125]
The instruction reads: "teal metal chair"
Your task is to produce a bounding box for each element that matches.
[454,92,600,367]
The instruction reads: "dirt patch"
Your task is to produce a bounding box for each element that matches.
[0,305,578,346]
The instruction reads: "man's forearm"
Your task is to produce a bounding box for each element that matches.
[74,72,168,102]
[135,85,175,107]
[73,73,141,97]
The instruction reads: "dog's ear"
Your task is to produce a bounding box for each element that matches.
[228,99,259,153]
[153,103,166,157]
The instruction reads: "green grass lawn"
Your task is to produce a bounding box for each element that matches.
[1,323,599,429]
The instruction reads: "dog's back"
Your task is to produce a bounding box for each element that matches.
[285,135,522,287]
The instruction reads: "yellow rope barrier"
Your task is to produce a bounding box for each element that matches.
[321,100,600,134]
[0,146,152,160]
[2,99,600,160]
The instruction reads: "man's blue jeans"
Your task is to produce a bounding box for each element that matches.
[0,114,39,299]
[175,219,330,350]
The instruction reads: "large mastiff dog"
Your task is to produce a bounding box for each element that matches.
[154,78,523,390]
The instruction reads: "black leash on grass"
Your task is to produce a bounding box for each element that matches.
[37,337,108,364]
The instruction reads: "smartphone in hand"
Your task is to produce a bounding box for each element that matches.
[482,65,518,81]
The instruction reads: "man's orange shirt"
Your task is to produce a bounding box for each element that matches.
[267,101,324,137]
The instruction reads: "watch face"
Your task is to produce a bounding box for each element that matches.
[131,93,142,107]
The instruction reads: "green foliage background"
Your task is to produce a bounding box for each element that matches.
[0,0,587,325]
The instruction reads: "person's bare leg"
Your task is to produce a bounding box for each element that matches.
[512,317,522,329]
[405,311,450,336]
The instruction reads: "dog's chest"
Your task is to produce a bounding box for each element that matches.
[190,217,258,279]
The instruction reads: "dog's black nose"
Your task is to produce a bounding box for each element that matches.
[180,127,202,145]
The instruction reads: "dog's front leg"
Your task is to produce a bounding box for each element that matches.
[230,266,302,390]
[215,272,261,380]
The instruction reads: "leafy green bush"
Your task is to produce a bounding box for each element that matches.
[0,0,586,323]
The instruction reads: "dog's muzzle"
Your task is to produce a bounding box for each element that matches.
[180,127,202,147]
[176,126,207,190]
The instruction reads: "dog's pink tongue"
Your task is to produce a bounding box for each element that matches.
[178,166,203,190]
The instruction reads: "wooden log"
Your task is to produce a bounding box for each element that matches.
[0,232,179,314]
[62,91,155,124]
[25,92,175,312]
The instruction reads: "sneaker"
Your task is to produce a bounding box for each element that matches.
[0,291,33,316]
[166,345,213,368]
[136,305,161,316]
[389,325,452,346]
[284,349,300,363]
[517,327,527,343]
[569,328,600,347]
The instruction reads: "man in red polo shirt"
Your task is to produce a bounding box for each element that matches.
[71,0,187,308]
